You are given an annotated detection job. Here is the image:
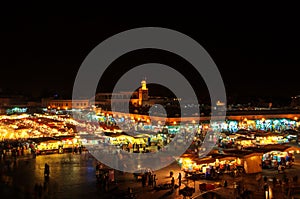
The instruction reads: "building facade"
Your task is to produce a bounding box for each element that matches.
[42,99,90,110]
[93,80,151,108]
[93,92,139,108]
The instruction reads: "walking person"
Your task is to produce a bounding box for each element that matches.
[178,172,182,187]
[148,173,153,187]
[44,163,50,178]
[171,177,175,190]
[153,174,157,188]
[79,146,82,154]
[170,170,174,178]
[224,180,228,188]
[142,173,147,187]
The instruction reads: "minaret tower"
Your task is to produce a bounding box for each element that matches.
[138,79,149,106]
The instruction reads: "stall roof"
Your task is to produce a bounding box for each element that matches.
[247,144,294,153]
[219,149,263,158]
[55,135,75,140]
[235,129,250,135]
[181,153,198,159]
[104,132,128,137]
[207,149,219,156]
[212,152,263,160]
[28,135,75,143]
[134,134,151,138]
[283,146,300,152]
[254,132,285,137]
[194,157,216,165]
[283,129,299,135]
[29,137,58,143]
[235,136,255,141]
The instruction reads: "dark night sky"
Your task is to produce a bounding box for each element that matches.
[0,4,299,104]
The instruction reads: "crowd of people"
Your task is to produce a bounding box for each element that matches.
[0,140,36,159]
[141,171,157,188]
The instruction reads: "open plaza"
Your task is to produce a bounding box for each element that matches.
[1,111,300,199]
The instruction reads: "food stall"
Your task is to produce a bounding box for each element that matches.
[215,150,263,174]
[255,133,288,145]
[179,150,263,177]
[33,136,81,155]
[260,145,300,169]
[178,155,216,179]
[36,140,63,154]
[235,137,256,149]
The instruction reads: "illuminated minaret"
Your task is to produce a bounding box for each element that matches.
[138,79,149,106]
[141,80,147,90]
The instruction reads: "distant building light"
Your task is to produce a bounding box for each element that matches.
[216,100,225,106]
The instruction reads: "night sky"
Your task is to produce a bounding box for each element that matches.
[0,4,299,104]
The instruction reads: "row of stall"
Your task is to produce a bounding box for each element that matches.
[219,130,295,149]
[179,145,300,176]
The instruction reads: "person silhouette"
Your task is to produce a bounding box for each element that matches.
[44,163,50,177]
[178,173,182,187]
[171,177,175,188]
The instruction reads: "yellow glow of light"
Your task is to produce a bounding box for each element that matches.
[141,80,147,90]
[294,117,298,121]
[183,158,192,165]
[173,121,177,125]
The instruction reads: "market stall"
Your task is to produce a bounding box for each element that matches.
[255,132,288,145]
[235,136,256,149]
[259,145,300,169]
[179,150,262,179]
[216,150,263,174]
